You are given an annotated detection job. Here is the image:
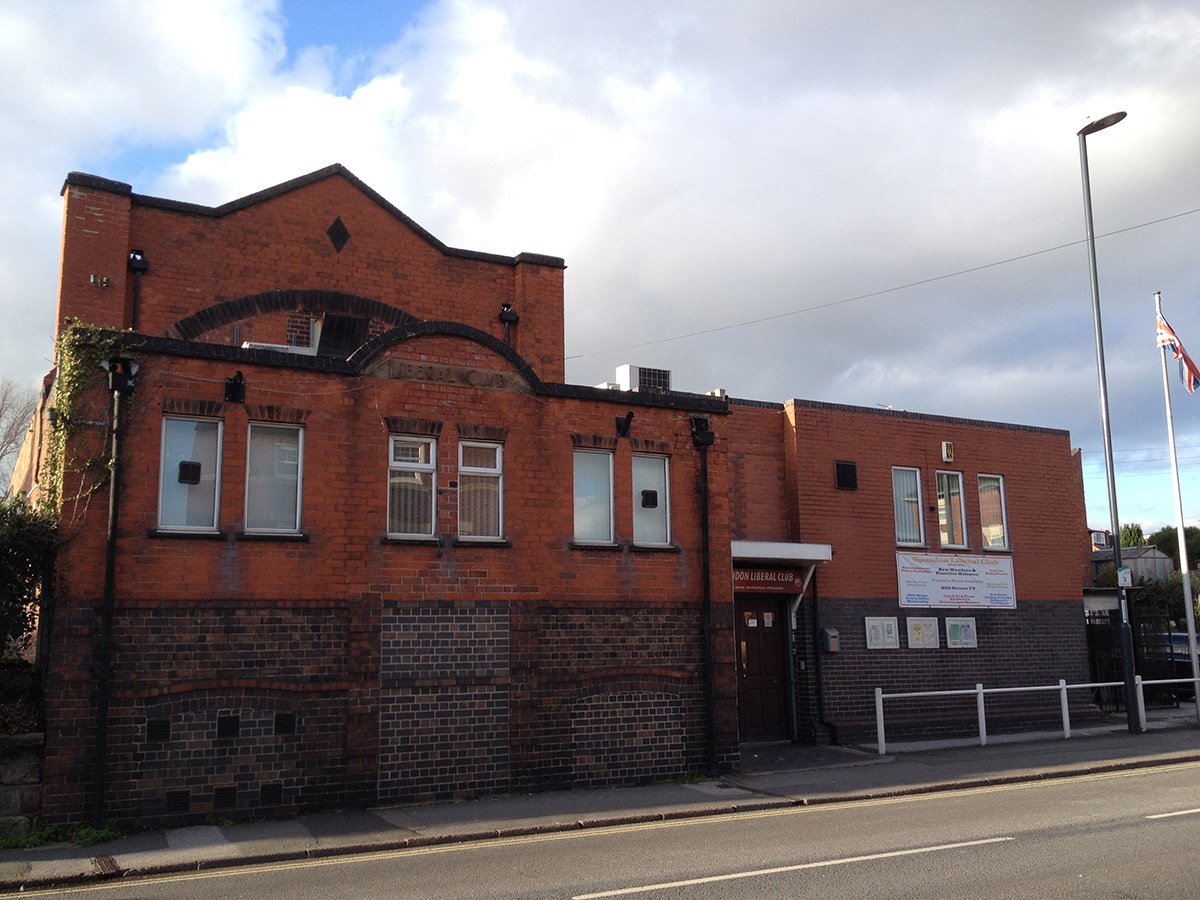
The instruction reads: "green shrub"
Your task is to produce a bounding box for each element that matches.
[0,495,56,657]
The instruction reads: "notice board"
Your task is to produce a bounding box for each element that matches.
[896,552,1016,609]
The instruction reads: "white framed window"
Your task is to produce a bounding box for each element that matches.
[892,466,923,545]
[388,436,436,537]
[158,416,222,531]
[245,423,303,533]
[458,441,503,539]
[936,470,967,548]
[979,474,1009,550]
[574,450,613,543]
[632,454,670,545]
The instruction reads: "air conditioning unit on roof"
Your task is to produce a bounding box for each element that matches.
[615,364,671,393]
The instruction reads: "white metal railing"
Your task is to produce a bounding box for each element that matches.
[874,675,1200,755]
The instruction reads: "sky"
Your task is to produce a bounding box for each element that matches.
[3,0,1200,534]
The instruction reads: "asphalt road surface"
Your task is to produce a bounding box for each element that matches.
[20,761,1200,899]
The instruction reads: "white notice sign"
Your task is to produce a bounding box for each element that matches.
[896,552,1016,609]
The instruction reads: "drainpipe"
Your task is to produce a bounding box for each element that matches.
[127,250,148,331]
[690,417,717,774]
[810,575,837,744]
[92,357,137,826]
[786,566,817,742]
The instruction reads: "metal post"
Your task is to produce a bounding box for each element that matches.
[875,687,886,755]
[976,683,987,747]
[1135,675,1147,731]
[1059,679,1071,739]
[1078,112,1140,734]
[1154,292,1200,726]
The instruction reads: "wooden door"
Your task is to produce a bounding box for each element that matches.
[736,597,787,740]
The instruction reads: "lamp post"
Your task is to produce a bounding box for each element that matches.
[1077,110,1139,734]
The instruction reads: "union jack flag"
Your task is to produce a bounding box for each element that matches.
[1157,313,1200,394]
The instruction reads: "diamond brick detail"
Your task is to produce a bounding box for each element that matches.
[326,217,350,252]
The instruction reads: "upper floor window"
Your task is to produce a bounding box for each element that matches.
[159,416,221,531]
[632,454,670,545]
[892,466,923,545]
[246,423,303,533]
[936,470,967,548]
[979,474,1009,550]
[388,436,436,537]
[458,441,503,539]
[574,450,613,543]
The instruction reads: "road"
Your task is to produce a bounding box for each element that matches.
[21,761,1200,898]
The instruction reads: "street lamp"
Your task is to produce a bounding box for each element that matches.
[1077,110,1139,734]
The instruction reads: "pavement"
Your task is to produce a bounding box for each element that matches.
[3,705,1199,893]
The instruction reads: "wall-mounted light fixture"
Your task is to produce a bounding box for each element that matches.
[224,371,246,404]
[499,303,519,344]
[99,357,139,395]
[616,411,634,438]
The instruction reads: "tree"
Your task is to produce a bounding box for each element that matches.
[1147,525,1200,570]
[1120,522,1146,548]
[0,379,37,491]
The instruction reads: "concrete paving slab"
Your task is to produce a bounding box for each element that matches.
[0,842,87,887]
[117,825,237,873]
[381,782,765,837]
[219,818,315,859]
[299,810,414,849]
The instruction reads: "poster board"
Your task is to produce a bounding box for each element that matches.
[865,616,900,649]
[945,617,978,648]
[906,616,940,649]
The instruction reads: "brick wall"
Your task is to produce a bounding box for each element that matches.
[784,399,1090,601]
[56,169,568,383]
[810,596,1094,743]
[38,337,732,824]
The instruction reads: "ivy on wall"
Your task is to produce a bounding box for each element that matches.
[42,321,125,514]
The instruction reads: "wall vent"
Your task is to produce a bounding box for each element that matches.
[165,790,190,814]
[835,461,858,491]
[213,786,238,810]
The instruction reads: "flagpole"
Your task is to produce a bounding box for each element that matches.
[1155,291,1200,721]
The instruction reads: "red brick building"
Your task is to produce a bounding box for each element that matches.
[13,166,1092,826]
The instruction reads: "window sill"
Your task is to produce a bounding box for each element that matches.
[148,528,226,540]
[452,538,512,548]
[982,546,1011,553]
[236,531,310,542]
[381,535,439,545]
[631,543,681,553]
[570,541,620,551]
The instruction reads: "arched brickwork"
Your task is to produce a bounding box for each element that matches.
[167,289,417,341]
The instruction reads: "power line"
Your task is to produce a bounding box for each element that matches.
[565,206,1200,361]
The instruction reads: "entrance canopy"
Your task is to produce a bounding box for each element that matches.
[731,541,832,595]
[731,541,832,565]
